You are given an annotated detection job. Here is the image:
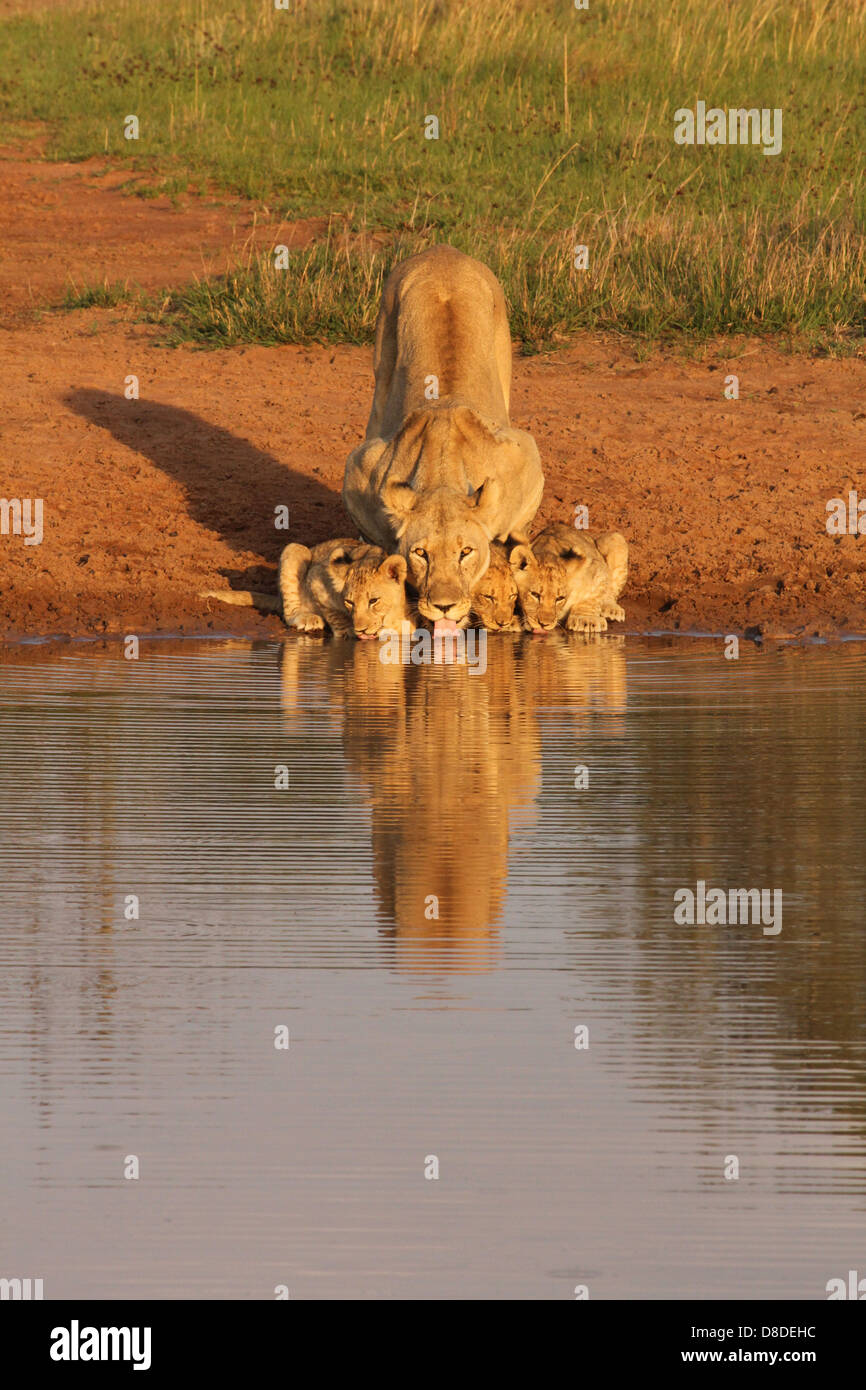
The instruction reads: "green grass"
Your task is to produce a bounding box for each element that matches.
[152,214,866,353]
[63,278,138,310]
[2,0,864,347]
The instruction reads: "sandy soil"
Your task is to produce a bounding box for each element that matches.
[1,150,865,643]
[0,147,326,320]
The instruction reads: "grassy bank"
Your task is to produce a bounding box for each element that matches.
[2,0,864,347]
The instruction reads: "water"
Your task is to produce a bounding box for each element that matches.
[1,635,864,1299]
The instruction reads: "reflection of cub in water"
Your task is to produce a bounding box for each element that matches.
[280,635,626,970]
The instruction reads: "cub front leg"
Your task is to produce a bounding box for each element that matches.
[566,607,608,634]
[599,596,626,623]
[279,543,325,632]
[286,610,326,633]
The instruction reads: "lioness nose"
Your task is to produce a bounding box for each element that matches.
[436,601,459,616]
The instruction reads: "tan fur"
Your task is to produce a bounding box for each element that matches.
[342,551,417,639]
[200,588,281,613]
[509,542,570,633]
[521,523,629,633]
[204,541,416,640]
[470,540,521,632]
[277,630,627,969]
[342,246,544,625]
[595,530,629,600]
[277,537,381,636]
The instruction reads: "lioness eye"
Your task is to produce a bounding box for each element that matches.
[344,599,354,610]
[413,548,427,561]
[481,595,493,603]
[530,591,541,601]
[556,595,566,603]
[460,546,473,558]
[369,597,379,608]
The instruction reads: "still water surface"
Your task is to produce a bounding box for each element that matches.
[1,635,864,1298]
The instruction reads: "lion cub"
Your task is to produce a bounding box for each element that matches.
[277,538,380,635]
[510,524,628,633]
[470,541,522,632]
[202,537,378,635]
[342,551,416,639]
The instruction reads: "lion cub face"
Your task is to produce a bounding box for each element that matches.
[532,523,628,632]
[343,553,410,639]
[509,544,569,632]
[471,541,520,631]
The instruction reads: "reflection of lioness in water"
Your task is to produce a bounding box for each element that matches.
[342,246,544,626]
[278,634,627,971]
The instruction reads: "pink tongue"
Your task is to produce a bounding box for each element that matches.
[434,619,460,634]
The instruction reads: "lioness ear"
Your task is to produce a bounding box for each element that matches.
[508,543,533,573]
[469,476,501,529]
[383,480,417,525]
[381,554,407,584]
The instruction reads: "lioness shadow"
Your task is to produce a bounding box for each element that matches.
[66,390,348,585]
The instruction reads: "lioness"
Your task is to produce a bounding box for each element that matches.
[342,246,544,626]
[511,523,628,633]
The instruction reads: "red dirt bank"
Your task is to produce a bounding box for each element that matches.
[1,151,864,642]
[2,315,865,643]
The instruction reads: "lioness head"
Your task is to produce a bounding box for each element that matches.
[471,540,520,631]
[509,543,569,633]
[343,553,410,639]
[384,482,499,625]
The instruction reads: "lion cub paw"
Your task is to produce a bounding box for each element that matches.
[286,609,325,633]
[567,610,608,634]
[601,600,626,623]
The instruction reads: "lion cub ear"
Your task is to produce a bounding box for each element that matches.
[508,543,534,573]
[501,529,529,549]
[328,546,356,572]
[595,531,629,594]
[380,554,407,584]
[561,546,590,569]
